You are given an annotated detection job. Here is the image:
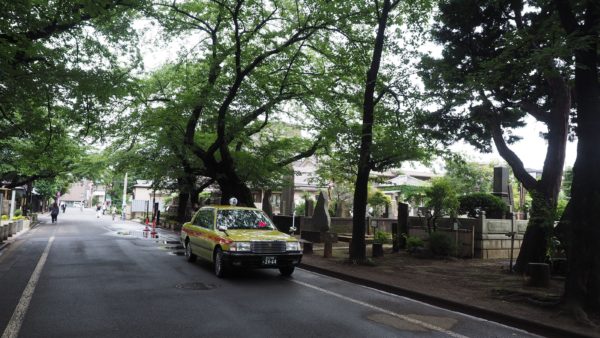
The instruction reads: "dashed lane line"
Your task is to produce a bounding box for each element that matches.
[2,236,55,338]
[292,279,469,338]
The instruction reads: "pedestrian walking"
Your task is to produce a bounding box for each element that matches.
[60,202,66,213]
[50,202,59,224]
[96,204,102,218]
[111,206,117,221]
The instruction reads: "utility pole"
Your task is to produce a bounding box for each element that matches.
[121,172,128,220]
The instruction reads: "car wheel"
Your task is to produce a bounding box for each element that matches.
[279,266,295,277]
[214,247,227,278]
[185,240,196,262]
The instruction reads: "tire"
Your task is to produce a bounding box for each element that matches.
[184,240,197,262]
[214,247,227,278]
[279,266,295,277]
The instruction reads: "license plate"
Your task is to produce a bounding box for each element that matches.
[262,256,276,265]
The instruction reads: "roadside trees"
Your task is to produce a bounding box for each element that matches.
[0,0,147,190]
[149,0,342,206]
[340,0,434,263]
[420,0,572,272]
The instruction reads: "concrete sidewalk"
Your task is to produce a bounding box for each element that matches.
[0,219,39,253]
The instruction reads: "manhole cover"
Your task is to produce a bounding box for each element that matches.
[175,282,218,290]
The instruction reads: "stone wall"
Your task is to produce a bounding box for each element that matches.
[299,214,526,259]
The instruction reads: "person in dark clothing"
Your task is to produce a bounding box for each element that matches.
[50,202,59,224]
[61,203,66,213]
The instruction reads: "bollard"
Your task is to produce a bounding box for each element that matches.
[8,222,14,237]
[0,225,4,243]
[372,243,384,257]
[302,241,313,254]
[323,241,333,258]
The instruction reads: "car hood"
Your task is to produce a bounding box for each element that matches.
[223,229,294,242]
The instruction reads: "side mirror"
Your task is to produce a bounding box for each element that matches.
[218,225,228,232]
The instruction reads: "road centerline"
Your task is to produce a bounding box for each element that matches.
[2,236,55,338]
[291,279,469,338]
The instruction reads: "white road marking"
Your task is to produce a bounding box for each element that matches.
[292,279,469,338]
[2,236,55,338]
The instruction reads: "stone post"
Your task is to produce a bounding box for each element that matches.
[395,202,409,252]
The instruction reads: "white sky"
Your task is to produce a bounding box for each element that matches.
[454,116,577,171]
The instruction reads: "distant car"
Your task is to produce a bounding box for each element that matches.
[73,202,82,208]
[180,199,302,277]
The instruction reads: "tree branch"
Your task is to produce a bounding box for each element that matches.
[276,136,322,167]
[490,119,538,190]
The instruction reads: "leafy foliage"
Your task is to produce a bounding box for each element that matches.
[374,230,391,244]
[458,193,508,219]
[425,177,459,218]
[444,155,494,195]
[406,235,425,253]
[368,189,391,216]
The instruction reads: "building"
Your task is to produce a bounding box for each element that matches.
[61,180,94,207]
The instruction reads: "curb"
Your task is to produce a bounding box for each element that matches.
[299,262,592,338]
[0,221,39,253]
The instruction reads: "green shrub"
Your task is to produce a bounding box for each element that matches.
[428,232,455,256]
[458,193,508,218]
[1,215,8,220]
[374,230,391,244]
[406,235,424,252]
[14,208,22,217]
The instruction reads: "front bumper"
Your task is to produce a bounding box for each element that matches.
[222,252,303,269]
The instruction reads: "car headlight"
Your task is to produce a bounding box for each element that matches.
[230,242,251,252]
[286,241,301,252]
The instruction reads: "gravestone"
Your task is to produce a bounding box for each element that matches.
[301,191,337,248]
[312,191,331,232]
[493,166,510,205]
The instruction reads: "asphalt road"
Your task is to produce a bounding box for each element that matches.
[0,208,541,338]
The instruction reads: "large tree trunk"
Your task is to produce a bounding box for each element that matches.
[214,156,253,207]
[504,74,570,273]
[350,0,393,263]
[564,45,600,313]
[217,177,255,207]
[553,0,600,316]
[514,191,555,272]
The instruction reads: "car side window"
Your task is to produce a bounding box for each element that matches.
[194,209,214,229]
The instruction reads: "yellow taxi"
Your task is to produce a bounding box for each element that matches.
[180,198,302,277]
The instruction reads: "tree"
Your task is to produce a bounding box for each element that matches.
[367,189,391,217]
[0,0,146,189]
[424,177,459,232]
[149,0,343,206]
[348,0,434,262]
[552,0,600,320]
[444,155,494,195]
[420,0,572,272]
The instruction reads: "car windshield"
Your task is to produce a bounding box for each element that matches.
[216,209,275,230]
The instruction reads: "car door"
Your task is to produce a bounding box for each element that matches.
[194,208,216,260]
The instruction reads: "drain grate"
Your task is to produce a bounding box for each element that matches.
[175,282,218,290]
